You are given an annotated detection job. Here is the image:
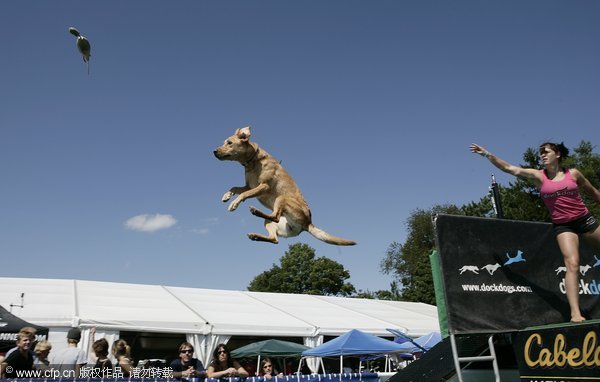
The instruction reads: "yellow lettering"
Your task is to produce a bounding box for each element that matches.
[524,333,542,367]
[553,334,566,367]
[521,330,600,369]
[539,348,552,367]
[567,347,582,367]
[581,331,599,367]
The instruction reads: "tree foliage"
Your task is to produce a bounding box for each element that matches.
[567,141,600,218]
[247,243,356,296]
[380,204,463,305]
[353,281,402,300]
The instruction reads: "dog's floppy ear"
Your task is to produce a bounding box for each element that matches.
[237,126,251,141]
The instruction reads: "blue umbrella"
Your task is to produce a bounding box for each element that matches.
[395,331,442,353]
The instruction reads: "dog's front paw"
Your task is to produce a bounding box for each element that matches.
[222,191,234,202]
[228,201,239,212]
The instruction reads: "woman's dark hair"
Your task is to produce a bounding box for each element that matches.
[539,142,569,162]
[93,338,109,358]
[213,343,230,358]
[211,343,233,368]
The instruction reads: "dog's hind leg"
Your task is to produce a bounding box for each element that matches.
[248,221,279,244]
[249,198,284,223]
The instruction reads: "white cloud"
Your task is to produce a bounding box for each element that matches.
[191,228,210,235]
[190,218,219,235]
[125,214,177,232]
[203,217,220,226]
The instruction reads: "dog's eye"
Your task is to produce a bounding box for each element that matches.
[226,140,232,145]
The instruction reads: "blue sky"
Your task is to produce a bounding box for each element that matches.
[1,1,600,293]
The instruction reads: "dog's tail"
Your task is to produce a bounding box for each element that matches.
[308,224,356,246]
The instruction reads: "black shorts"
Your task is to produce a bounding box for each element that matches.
[553,213,599,235]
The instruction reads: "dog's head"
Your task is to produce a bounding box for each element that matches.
[213,126,254,162]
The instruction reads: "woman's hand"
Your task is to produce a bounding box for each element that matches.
[469,143,487,156]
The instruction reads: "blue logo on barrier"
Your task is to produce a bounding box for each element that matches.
[504,250,526,266]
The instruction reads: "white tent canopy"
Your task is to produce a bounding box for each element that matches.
[0,277,440,367]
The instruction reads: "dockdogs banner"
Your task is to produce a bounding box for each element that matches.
[433,214,600,334]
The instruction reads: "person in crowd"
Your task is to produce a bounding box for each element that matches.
[170,341,206,380]
[206,343,249,378]
[239,358,256,376]
[49,327,88,378]
[1,330,35,378]
[5,326,37,358]
[470,142,600,322]
[259,358,283,379]
[112,339,133,377]
[33,340,52,371]
[86,327,112,372]
[92,338,112,373]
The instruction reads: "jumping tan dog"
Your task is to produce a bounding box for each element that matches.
[214,126,356,246]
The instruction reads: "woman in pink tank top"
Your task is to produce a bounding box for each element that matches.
[470,141,600,323]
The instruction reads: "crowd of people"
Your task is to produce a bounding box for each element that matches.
[1,326,295,380]
[168,342,285,380]
[0,326,117,379]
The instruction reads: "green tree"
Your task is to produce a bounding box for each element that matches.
[380,204,463,305]
[353,282,402,300]
[567,140,600,218]
[248,243,356,296]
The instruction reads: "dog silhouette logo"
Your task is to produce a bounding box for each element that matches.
[555,265,592,276]
[504,250,526,266]
[459,265,480,275]
[481,263,501,275]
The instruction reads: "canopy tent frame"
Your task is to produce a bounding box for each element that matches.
[298,329,411,379]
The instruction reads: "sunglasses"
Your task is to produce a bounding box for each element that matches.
[263,365,272,369]
[217,350,228,354]
[181,349,193,354]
